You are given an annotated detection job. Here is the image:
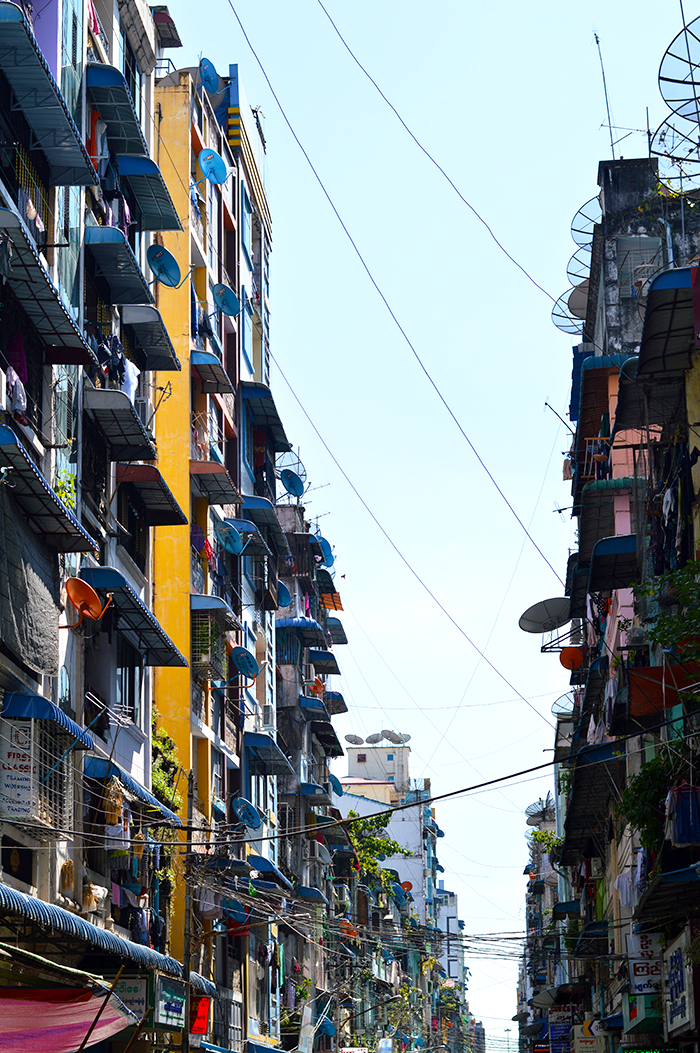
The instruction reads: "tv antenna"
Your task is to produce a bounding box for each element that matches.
[594,32,616,159]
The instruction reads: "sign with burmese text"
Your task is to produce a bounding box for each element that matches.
[549,1004,580,1053]
[627,932,662,995]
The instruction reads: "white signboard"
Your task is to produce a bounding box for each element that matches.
[340,1048,369,1053]
[627,932,662,995]
[298,1002,314,1053]
[113,976,148,1019]
[0,721,36,819]
[377,1041,393,1053]
[665,928,695,1035]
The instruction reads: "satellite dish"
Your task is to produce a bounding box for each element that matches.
[276,452,307,498]
[345,734,364,745]
[568,279,589,320]
[519,598,571,634]
[398,733,411,744]
[570,196,602,247]
[317,536,333,564]
[384,731,403,744]
[366,733,382,744]
[329,773,343,796]
[212,282,240,317]
[620,356,640,382]
[401,880,413,892]
[551,693,575,718]
[339,919,358,937]
[214,520,244,555]
[231,797,262,830]
[560,647,584,671]
[659,18,700,121]
[146,244,181,289]
[566,244,592,285]
[380,730,394,740]
[231,646,259,679]
[551,290,584,336]
[277,582,292,608]
[199,57,220,95]
[651,112,700,193]
[315,842,332,866]
[64,578,113,629]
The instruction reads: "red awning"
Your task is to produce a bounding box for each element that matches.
[0,987,134,1052]
[628,662,700,716]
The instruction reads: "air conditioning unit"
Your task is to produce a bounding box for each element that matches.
[334,884,350,909]
[307,840,322,860]
[134,396,155,435]
[591,857,604,879]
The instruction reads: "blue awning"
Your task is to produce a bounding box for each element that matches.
[326,617,348,644]
[200,856,251,876]
[247,1044,281,1053]
[191,593,242,631]
[192,351,234,394]
[309,649,340,676]
[86,62,149,155]
[116,155,182,232]
[553,900,580,918]
[638,268,695,377]
[297,885,329,905]
[244,732,293,776]
[83,386,156,461]
[116,463,187,526]
[200,1044,232,1053]
[241,496,291,557]
[240,382,291,452]
[0,4,97,185]
[246,854,293,891]
[0,424,98,552]
[0,209,97,364]
[588,534,638,592]
[599,1014,623,1031]
[299,695,330,721]
[84,226,153,305]
[574,920,608,957]
[323,690,348,715]
[300,782,331,804]
[2,693,94,748]
[120,304,180,371]
[191,974,217,996]
[276,618,326,647]
[80,567,187,667]
[84,756,181,826]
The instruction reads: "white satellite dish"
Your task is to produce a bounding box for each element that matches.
[345,734,364,745]
[519,597,570,634]
[551,693,575,718]
[398,733,411,743]
[366,733,382,744]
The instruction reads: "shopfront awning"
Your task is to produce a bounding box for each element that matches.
[0,209,96,364]
[309,649,340,676]
[300,782,331,804]
[0,986,134,1051]
[86,63,149,155]
[0,4,97,185]
[84,226,154,305]
[326,617,348,644]
[84,756,181,825]
[276,617,326,647]
[246,853,293,891]
[223,518,271,558]
[628,661,700,717]
[192,351,234,394]
[83,386,156,461]
[296,885,328,905]
[240,382,291,452]
[0,424,97,552]
[2,693,94,748]
[80,566,187,667]
[116,463,186,525]
[120,304,180,371]
[310,721,344,758]
[241,496,290,556]
[323,691,347,715]
[244,731,293,776]
[638,268,695,377]
[191,593,242,631]
[190,461,241,505]
[116,155,182,232]
[588,534,638,592]
[299,696,330,722]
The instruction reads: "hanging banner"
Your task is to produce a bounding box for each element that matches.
[626,932,662,995]
[154,975,187,1030]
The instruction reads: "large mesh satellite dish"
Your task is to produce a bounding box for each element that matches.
[345,734,364,745]
[551,290,584,335]
[570,196,602,247]
[519,597,570,634]
[566,245,592,285]
[366,733,382,744]
[659,17,700,122]
[568,280,589,320]
[398,733,411,743]
[383,731,403,744]
[551,693,575,718]
[276,451,307,498]
[525,792,554,826]
[651,111,700,192]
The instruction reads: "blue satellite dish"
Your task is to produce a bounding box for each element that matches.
[318,1019,336,1037]
[277,581,292,608]
[215,520,243,555]
[146,244,181,288]
[198,147,229,186]
[212,282,240,317]
[329,773,343,797]
[280,468,304,498]
[317,536,333,563]
[231,797,262,830]
[199,57,220,95]
[231,646,259,679]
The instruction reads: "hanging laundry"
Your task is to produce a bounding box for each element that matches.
[121,358,140,405]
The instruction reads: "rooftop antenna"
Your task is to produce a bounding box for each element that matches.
[594,32,616,160]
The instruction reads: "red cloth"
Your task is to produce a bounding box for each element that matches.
[0,987,132,1052]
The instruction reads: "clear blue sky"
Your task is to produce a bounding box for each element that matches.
[166,0,692,1034]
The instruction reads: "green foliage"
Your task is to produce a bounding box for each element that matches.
[295,976,312,1002]
[530,829,564,851]
[563,918,579,954]
[151,710,183,812]
[616,746,687,848]
[346,809,411,889]
[634,560,700,660]
[558,768,573,796]
[54,469,76,510]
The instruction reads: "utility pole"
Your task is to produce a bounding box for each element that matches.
[182,769,194,1053]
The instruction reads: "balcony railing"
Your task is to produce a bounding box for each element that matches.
[191,412,224,464]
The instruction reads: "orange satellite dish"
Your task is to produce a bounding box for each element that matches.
[401,881,413,893]
[64,578,113,629]
[339,920,358,937]
[559,647,583,671]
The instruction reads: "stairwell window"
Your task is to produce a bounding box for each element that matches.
[116,636,143,728]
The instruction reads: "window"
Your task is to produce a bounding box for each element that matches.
[357,753,366,763]
[121,29,141,117]
[212,748,224,804]
[118,486,148,573]
[116,636,143,727]
[387,775,394,782]
[241,187,252,263]
[386,753,394,761]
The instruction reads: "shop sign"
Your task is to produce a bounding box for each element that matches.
[113,975,148,1020]
[154,975,187,1030]
[0,721,36,819]
[549,1003,580,1053]
[627,932,663,995]
[340,1048,369,1053]
[190,995,210,1035]
[664,928,695,1035]
[623,988,662,1035]
[298,1002,314,1053]
[572,1024,606,1053]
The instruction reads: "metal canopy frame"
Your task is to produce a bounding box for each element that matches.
[120,304,180,371]
[84,225,153,305]
[80,566,187,667]
[83,385,156,461]
[190,461,241,505]
[240,381,292,452]
[638,268,696,376]
[85,62,149,155]
[241,495,290,556]
[276,617,326,648]
[116,154,182,232]
[244,731,293,776]
[0,4,97,184]
[116,462,186,525]
[588,534,639,592]
[190,592,242,631]
[309,648,341,676]
[192,351,234,394]
[0,423,97,551]
[326,616,348,644]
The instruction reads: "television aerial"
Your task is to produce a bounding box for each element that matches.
[658,17,700,122]
[345,734,364,745]
[146,244,188,289]
[365,733,382,744]
[650,111,700,193]
[276,451,307,499]
[199,57,220,95]
[519,597,571,634]
[212,282,240,317]
[64,577,113,629]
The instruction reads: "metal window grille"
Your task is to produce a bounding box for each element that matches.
[36,725,73,828]
[191,609,228,681]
